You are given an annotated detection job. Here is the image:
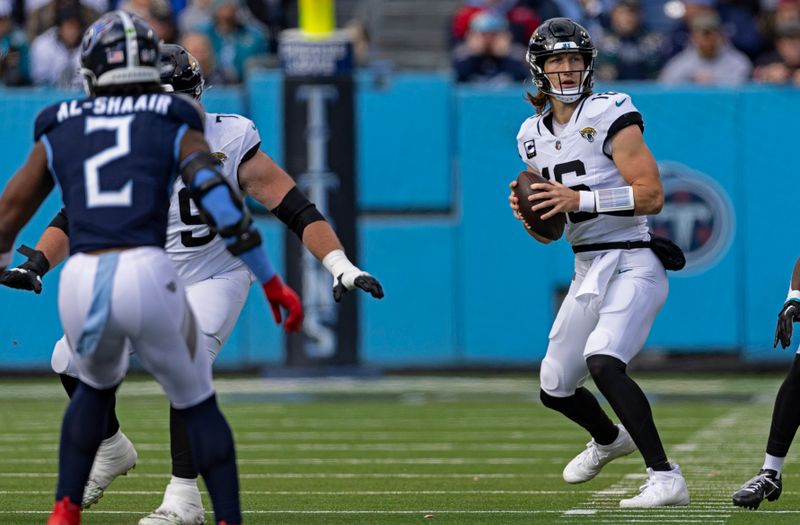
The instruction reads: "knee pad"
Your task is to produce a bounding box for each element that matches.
[51,336,79,377]
[586,353,626,387]
[540,356,586,397]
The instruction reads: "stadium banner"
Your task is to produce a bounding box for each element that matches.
[279,29,359,366]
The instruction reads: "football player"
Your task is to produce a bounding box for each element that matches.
[0,43,383,525]
[508,18,689,507]
[731,256,800,509]
[0,12,303,525]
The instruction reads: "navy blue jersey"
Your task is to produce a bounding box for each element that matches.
[34,93,204,254]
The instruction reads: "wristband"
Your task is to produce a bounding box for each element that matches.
[594,187,635,213]
[322,249,358,279]
[788,290,800,303]
[578,191,596,213]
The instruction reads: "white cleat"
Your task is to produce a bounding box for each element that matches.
[619,463,690,508]
[82,430,138,509]
[138,477,206,525]
[563,424,637,484]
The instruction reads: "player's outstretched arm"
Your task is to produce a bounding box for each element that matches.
[774,257,800,349]
[608,125,663,216]
[0,142,54,271]
[0,219,69,294]
[179,129,304,331]
[238,150,384,302]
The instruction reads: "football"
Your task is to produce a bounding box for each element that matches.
[514,170,566,241]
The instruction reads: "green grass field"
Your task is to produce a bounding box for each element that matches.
[1,374,799,524]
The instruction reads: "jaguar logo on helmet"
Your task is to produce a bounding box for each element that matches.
[649,162,735,276]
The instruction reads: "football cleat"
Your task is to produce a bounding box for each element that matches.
[563,424,637,483]
[732,469,782,510]
[47,496,81,525]
[619,463,690,508]
[139,478,205,525]
[82,430,138,508]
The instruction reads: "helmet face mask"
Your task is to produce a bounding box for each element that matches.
[527,18,597,103]
[159,43,204,100]
[79,10,160,96]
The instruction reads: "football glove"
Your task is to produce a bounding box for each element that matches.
[332,271,385,303]
[0,245,49,294]
[774,298,800,349]
[262,275,304,333]
[322,249,384,303]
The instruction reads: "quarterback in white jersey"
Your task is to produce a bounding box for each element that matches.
[0,44,383,525]
[508,18,688,508]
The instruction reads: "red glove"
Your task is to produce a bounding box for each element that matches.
[262,275,304,333]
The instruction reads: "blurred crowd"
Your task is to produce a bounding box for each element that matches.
[0,0,799,88]
[450,0,800,86]
[0,0,290,88]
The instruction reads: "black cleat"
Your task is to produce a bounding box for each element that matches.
[732,469,782,510]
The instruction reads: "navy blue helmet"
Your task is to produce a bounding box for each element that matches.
[79,10,160,96]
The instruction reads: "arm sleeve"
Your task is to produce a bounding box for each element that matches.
[48,208,68,233]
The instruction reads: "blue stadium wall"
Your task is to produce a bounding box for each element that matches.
[0,74,796,370]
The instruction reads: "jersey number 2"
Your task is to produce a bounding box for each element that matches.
[83,116,134,208]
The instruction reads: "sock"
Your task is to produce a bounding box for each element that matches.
[60,373,120,439]
[586,354,671,471]
[170,405,199,479]
[763,453,785,476]
[56,382,118,503]
[766,355,800,458]
[176,395,241,524]
[540,387,620,445]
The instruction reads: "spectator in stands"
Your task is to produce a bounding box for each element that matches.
[198,0,267,83]
[181,30,226,86]
[29,4,83,88]
[664,0,718,58]
[658,11,752,84]
[595,0,666,80]
[753,20,800,84]
[716,0,765,59]
[551,0,610,41]
[144,0,177,42]
[179,0,213,35]
[26,0,98,41]
[0,0,30,86]
[451,0,541,48]
[775,0,800,25]
[452,10,528,84]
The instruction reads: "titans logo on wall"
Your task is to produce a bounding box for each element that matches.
[649,161,735,276]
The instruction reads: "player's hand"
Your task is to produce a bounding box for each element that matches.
[0,246,49,294]
[508,180,522,220]
[529,180,580,220]
[774,299,800,349]
[0,267,42,293]
[332,270,384,302]
[262,275,304,333]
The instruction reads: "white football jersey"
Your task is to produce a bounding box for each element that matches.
[516,91,650,246]
[165,112,262,285]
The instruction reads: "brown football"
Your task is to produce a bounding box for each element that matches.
[513,170,566,241]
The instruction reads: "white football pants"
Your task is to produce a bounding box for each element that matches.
[52,259,252,405]
[540,248,668,398]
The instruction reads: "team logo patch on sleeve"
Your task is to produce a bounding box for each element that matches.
[580,127,596,143]
[524,140,536,158]
[211,151,228,164]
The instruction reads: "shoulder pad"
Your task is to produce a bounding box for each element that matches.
[517,114,541,141]
[583,91,633,120]
[33,102,62,142]
[169,93,205,131]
